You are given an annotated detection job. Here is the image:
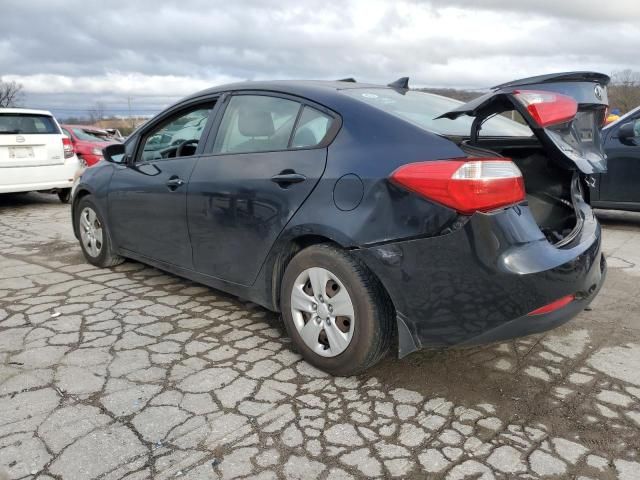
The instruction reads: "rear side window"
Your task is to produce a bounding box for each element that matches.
[0,113,60,135]
[214,95,301,154]
[291,106,333,148]
[342,88,532,137]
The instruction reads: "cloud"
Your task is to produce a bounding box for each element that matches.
[424,0,640,22]
[3,73,233,97]
[1,0,638,117]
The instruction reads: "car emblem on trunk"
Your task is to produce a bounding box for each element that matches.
[594,85,604,101]
[16,135,25,143]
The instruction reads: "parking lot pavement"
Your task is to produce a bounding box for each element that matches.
[0,194,639,480]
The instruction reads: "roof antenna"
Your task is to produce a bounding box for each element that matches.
[388,77,410,89]
[337,78,356,83]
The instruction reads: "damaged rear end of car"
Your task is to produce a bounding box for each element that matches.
[439,71,609,247]
[349,72,609,357]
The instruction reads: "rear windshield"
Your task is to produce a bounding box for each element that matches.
[342,88,532,137]
[0,113,60,135]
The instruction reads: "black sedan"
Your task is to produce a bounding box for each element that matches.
[589,106,640,211]
[72,72,608,375]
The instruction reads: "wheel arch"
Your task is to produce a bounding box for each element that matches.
[71,188,93,239]
[269,234,343,312]
[269,233,398,353]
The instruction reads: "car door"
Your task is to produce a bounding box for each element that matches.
[598,116,640,205]
[108,99,218,268]
[187,93,337,285]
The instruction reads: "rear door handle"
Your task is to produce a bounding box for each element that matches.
[271,172,307,187]
[166,177,185,190]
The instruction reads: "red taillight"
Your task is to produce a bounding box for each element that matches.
[62,137,74,159]
[528,294,575,316]
[391,158,525,215]
[513,90,577,128]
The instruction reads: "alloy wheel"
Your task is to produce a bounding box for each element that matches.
[79,207,103,258]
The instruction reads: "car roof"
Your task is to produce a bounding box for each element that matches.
[0,107,53,116]
[183,79,391,103]
[62,124,106,130]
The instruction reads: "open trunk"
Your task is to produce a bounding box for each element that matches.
[461,139,582,245]
[440,71,610,246]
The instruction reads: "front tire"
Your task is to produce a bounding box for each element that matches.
[280,244,393,376]
[75,196,124,268]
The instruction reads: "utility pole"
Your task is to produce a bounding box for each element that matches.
[127,96,134,129]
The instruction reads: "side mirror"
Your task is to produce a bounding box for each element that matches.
[618,119,640,140]
[103,143,127,164]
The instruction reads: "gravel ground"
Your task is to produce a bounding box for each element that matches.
[1,192,639,480]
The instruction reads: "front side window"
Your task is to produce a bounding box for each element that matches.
[140,105,213,162]
[214,95,301,154]
[0,114,60,135]
[291,106,333,148]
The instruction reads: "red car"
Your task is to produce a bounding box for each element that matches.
[61,125,119,167]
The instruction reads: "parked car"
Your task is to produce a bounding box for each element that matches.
[589,106,640,211]
[61,124,118,167]
[104,128,125,142]
[71,72,608,375]
[1,108,80,202]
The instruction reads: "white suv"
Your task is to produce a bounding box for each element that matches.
[0,108,81,202]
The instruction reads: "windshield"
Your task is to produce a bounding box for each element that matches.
[0,113,60,135]
[72,128,111,142]
[342,88,532,137]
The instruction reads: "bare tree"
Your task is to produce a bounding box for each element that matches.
[87,101,106,124]
[609,70,640,114]
[0,79,24,107]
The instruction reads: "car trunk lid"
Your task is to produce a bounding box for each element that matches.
[437,71,610,174]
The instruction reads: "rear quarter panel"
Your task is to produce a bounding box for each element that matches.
[281,97,467,247]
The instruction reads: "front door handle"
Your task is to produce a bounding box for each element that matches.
[166,177,185,191]
[271,172,307,188]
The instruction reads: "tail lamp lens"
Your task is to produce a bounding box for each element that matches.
[391,159,525,215]
[528,294,575,316]
[513,89,578,127]
[62,137,74,159]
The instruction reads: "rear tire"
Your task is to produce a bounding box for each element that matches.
[280,244,394,376]
[75,195,124,268]
[58,188,71,204]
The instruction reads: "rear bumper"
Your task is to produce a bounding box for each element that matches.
[0,157,81,194]
[353,202,606,358]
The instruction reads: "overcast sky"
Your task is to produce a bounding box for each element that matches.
[2,0,639,118]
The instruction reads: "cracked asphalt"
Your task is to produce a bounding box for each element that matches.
[1,193,640,480]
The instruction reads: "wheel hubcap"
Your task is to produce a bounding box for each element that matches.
[79,207,103,258]
[290,267,355,357]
